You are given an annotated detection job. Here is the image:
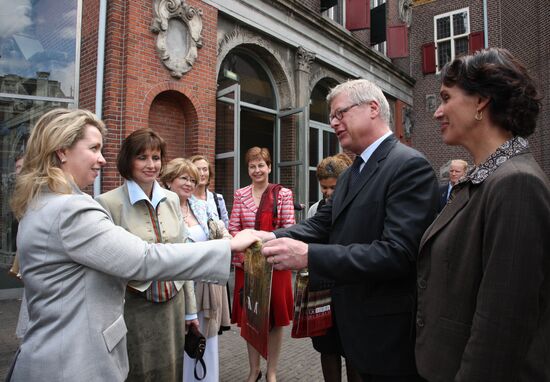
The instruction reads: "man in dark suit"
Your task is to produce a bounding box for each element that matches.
[438,159,468,211]
[258,79,439,381]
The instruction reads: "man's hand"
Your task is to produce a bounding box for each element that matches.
[261,237,308,270]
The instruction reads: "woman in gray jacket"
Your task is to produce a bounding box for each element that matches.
[7,108,256,382]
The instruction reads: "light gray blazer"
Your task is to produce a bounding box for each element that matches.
[8,188,230,382]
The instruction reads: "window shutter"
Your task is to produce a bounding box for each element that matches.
[469,31,484,54]
[387,25,408,58]
[346,0,370,31]
[422,42,436,74]
[370,3,386,45]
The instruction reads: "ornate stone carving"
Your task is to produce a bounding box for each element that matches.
[425,94,437,113]
[295,47,315,73]
[399,0,413,27]
[403,105,413,139]
[151,0,203,78]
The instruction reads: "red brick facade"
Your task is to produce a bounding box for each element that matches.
[80,0,219,192]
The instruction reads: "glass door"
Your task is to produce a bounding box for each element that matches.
[277,107,307,221]
[215,84,240,212]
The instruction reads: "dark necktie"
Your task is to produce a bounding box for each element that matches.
[348,155,364,189]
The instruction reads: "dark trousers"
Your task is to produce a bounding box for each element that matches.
[360,374,426,382]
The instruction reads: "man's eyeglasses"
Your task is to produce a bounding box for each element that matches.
[179,176,197,185]
[329,102,363,121]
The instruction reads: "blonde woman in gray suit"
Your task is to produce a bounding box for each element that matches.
[7,108,256,382]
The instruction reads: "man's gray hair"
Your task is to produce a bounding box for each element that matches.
[327,79,391,124]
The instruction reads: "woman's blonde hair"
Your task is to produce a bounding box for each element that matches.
[160,158,200,188]
[11,108,106,219]
[189,154,213,186]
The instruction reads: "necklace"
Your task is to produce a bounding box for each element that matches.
[181,201,190,222]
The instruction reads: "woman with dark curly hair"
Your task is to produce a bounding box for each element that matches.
[415,48,550,381]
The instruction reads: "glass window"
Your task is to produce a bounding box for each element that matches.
[219,51,275,109]
[434,8,469,71]
[322,0,344,25]
[0,0,78,99]
[0,0,79,268]
[308,80,340,207]
[370,0,387,55]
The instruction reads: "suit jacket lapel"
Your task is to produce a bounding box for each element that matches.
[419,183,471,251]
[333,135,397,221]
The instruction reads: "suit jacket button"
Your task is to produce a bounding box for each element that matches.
[416,317,425,327]
[417,278,427,289]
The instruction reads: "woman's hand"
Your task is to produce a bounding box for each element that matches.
[230,230,260,252]
[244,229,276,243]
[185,318,199,332]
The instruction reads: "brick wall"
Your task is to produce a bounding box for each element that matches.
[410,1,488,180]
[497,0,549,175]
[80,0,100,112]
[409,0,549,179]
[80,0,219,192]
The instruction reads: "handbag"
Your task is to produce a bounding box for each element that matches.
[291,269,333,338]
[185,326,207,380]
[207,218,224,240]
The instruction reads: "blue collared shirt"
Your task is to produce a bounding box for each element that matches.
[356,131,393,172]
[126,179,166,209]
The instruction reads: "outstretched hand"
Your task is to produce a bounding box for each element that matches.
[230,230,261,252]
[241,229,276,243]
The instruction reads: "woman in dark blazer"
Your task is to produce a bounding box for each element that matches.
[415,48,550,381]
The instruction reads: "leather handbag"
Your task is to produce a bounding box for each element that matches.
[185,326,207,380]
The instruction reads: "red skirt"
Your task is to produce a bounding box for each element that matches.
[231,267,293,328]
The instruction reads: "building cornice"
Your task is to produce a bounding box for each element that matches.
[202,0,414,103]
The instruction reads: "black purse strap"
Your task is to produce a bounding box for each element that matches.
[194,357,207,380]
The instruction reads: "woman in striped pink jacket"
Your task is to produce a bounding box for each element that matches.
[229,147,295,382]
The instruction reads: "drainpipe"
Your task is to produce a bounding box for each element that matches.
[482,0,488,48]
[93,0,107,197]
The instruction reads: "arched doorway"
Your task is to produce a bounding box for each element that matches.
[215,49,305,212]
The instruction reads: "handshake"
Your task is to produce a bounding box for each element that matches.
[230,229,308,270]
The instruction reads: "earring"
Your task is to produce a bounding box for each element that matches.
[474,110,483,121]
[61,159,67,163]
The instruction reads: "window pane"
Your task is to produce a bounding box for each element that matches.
[436,17,450,39]
[309,82,330,123]
[323,130,339,157]
[309,127,319,166]
[455,37,469,57]
[0,100,71,261]
[453,12,468,35]
[216,99,235,154]
[220,52,275,109]
[309,170,319,208]
[437,41,451,69]
[0,0,78,99]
